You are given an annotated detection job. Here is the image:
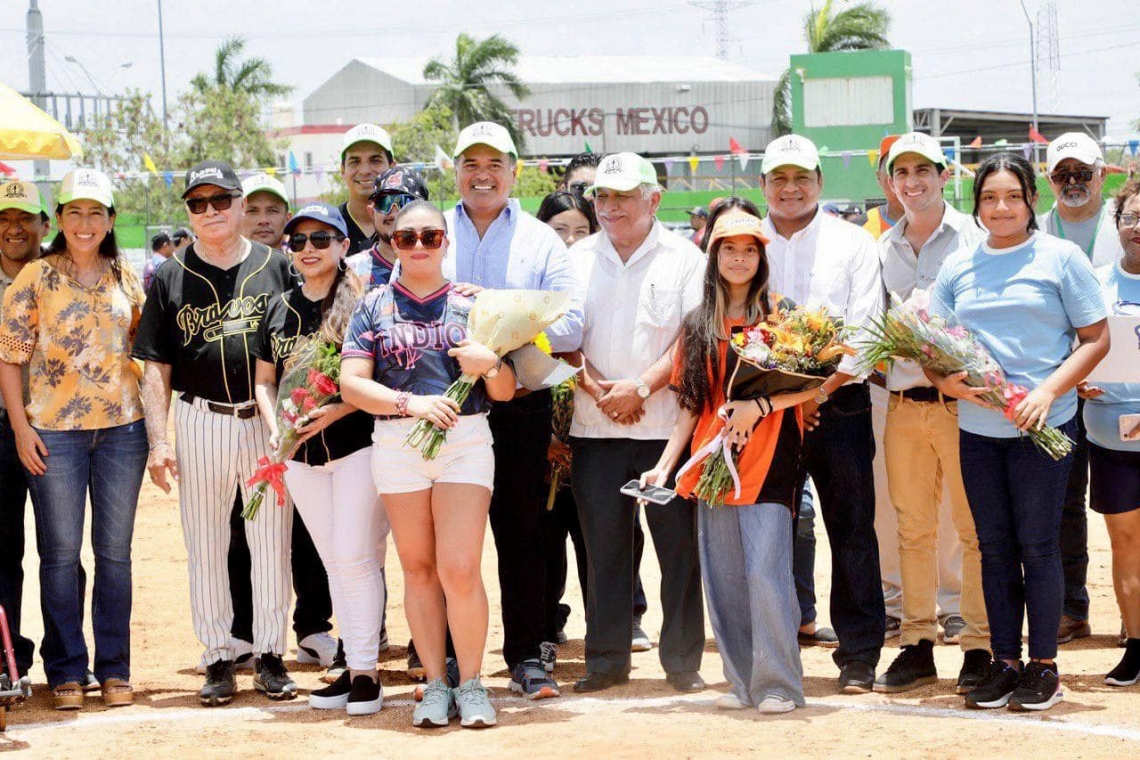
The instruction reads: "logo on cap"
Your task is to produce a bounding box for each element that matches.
[298,204,327,217]
[603,158,625,175]
[781,138,802,152]
[4,184,27,199]
[190,167,224,184]
[381,171,405,190]
[469,123,496,137]
[76,173,98,187]
[1056,141,1079,151]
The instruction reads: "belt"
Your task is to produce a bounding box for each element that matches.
[895,386,946,404]
[868,373,887,390]
[181,393,259,419]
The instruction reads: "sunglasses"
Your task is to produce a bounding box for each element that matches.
[1050,168,1095,185]
[288,231,346,252]
[185,192,240,215]
[392,228,446,250]
[371,193,418,215]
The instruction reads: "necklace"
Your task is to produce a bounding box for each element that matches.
[1052,204,1104,258]
[60,252,109,289]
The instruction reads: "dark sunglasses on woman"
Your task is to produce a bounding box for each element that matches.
[391,229,446,250]
[288,231,347,252]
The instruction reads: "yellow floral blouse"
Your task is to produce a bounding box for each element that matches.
[0,257,145,430]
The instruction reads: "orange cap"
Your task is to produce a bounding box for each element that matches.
[878,135,901,169]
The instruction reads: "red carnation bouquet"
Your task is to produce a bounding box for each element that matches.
[242,336,343,519]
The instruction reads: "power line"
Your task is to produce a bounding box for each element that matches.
[690,0,754,59]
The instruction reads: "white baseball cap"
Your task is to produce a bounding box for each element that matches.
[453,121,518,159]
[0,181,47,215]
[1046,132,1103,174]
[341,123,393,161]
[761,134,821,175]
[58,168,114,209]
[241,173,290,207]
[586,153,658,194]
[886,132,947,173]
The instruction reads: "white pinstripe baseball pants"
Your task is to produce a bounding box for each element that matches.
[175,397,292,664]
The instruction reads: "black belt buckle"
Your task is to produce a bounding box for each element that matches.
[182,393,258,419]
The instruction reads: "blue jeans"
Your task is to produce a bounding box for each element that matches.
[26,421,147,688]
[959,420,1076,662]
[0,415,35,674]
[700,501,804,707]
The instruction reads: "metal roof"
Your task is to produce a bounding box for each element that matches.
[354,56,775,85]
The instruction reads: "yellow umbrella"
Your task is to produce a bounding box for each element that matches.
[0,80,83,161]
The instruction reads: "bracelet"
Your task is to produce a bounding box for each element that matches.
[752,396,772,416]
[394,392,411,417]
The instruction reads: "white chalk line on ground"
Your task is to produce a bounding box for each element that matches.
[6,691,1140,743]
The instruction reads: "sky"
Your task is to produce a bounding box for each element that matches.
[1,0,1137,137]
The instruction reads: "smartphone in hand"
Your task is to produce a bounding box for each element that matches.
[620,479,677,505]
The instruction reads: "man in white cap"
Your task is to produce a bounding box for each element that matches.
[0,180,51,678]
[872,133,991,696]
[445,121,583,701]
[240,173,291,249]
[569,152,706,696]
[1038,132,1124,646]
[339,124,394,254]
[759,134,885,693]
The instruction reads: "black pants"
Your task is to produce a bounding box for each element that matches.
[229,492,333,643]
[488,391,555,671]
[796,384,885,668]
[570,437,704,676]
[0,415,36,675]
[1060,399,1090,622]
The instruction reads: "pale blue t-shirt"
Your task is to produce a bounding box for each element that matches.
[1083,261,1140,452]
[930,232,1106,438]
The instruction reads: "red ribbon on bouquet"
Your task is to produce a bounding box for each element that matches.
[247,456,288,507]
[1001,384,1029,422]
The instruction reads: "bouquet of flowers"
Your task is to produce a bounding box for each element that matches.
[680,300,853,507]
[405,289,571,460]
[860,292,1073,460]
[242,335,343,520]
[546,376,576,511]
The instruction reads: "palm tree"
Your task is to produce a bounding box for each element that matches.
[772,0,891,136]
[191,36,292,98]
[423,33,531,152]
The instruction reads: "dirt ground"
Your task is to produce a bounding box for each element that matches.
[1,456,1138,758]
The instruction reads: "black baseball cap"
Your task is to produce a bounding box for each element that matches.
[370,167,429,202]
[182,161,242,199]
[172,228,191,242]
[151,232,172,250]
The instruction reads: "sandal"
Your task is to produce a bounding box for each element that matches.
[52,681,84,711]
[101,678,134,707]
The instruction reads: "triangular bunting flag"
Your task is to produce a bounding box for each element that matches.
[994,139,1009,147]
[737,153,749,171]
[969,135,982,149]
[163,171,174,188]
[584,142,593,154]
[1022,143,1033,159]
[538,158,549,172]
[945,147,957,163]
[143,153,158,174]
[688,156,700,173]
[314,168,324,184]
[729,137,746,155]
[266,167,277,176]
[714,155,726,171]
[433,145,454,171]
[842,151,852,168]
[867,149,879,168]
[664,158,675,173]
[1029,126,1049,144]
[1129,140,1139,156]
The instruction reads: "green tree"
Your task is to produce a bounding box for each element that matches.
[513,166,557,199]
[771,0,892,136]
[190,36,293,98]
[423,33,530,152]
[390,103,459,201]
[176,84,279,170]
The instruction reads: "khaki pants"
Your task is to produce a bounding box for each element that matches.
[884,395,989,651]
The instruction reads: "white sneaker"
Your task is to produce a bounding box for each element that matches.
[757,695,796,714]
[631,619,652,653]
[715,693,747,710]
[195,639,255,674]
[297,632,338,668]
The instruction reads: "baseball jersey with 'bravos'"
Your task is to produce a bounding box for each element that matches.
[132,241,292,404]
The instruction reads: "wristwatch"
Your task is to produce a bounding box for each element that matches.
[814,387,830,405]
[634,379,651,399]
[485,359,502,379]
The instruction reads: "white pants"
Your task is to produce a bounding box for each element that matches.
[871,385,963,620]
[174,398,293,663]
[285,447,388,671]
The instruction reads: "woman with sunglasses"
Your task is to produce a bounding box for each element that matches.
[926,153,1108,712]
[347,167,430,291]
[0,169,147,710]
[251,203,386,715]
[1079,180,1140,687]
[341,200,516,729]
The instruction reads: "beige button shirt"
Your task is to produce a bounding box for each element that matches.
[570,221,705,440]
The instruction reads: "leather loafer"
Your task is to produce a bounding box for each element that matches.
[838,661,875,694]
[665,671,706,693]
[573,671,630,693]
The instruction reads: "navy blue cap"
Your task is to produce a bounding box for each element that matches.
[283,202,348,238]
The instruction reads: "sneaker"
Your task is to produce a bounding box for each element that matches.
[407,640,425,681]
[199,659,236,707]
[1105,640,1140,687]
[941,615,966,645]
[413,678,457,728]
[309,670,352,709]
[322,640,347,684]
[756,695,796,714]
[873,640,937,693]
[509,659,560,700]
[1056,615,1091,645]
[884,616,902,640]
[540,641,558,673]
[454,677,497,728]
[631,618,652,652]
[413,657,459,702]
[196,639,253,674]
[346,674,383,716]
[555,628,569,645]
[715,692,747,710]
[965,660,1021,709]
[838,661,875,694]
[956,649,992,695]
[254,654,298,700]
[297,632,338,668]
[1009,661,1062,711]
[82,670,100,692]
[798,626,839,648]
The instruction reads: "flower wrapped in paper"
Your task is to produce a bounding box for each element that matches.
[405,289,574,460]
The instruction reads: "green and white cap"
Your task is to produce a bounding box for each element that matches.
[241,172,290,207]
[887,132,947,173]
[587,153,658,193]
[761,134,820,175]
[0,180,46,215]
[58,168,114,208]
[453,121,518,159]
[341,123,393,160]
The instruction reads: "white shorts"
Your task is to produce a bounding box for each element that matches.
[371,414,495,494]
